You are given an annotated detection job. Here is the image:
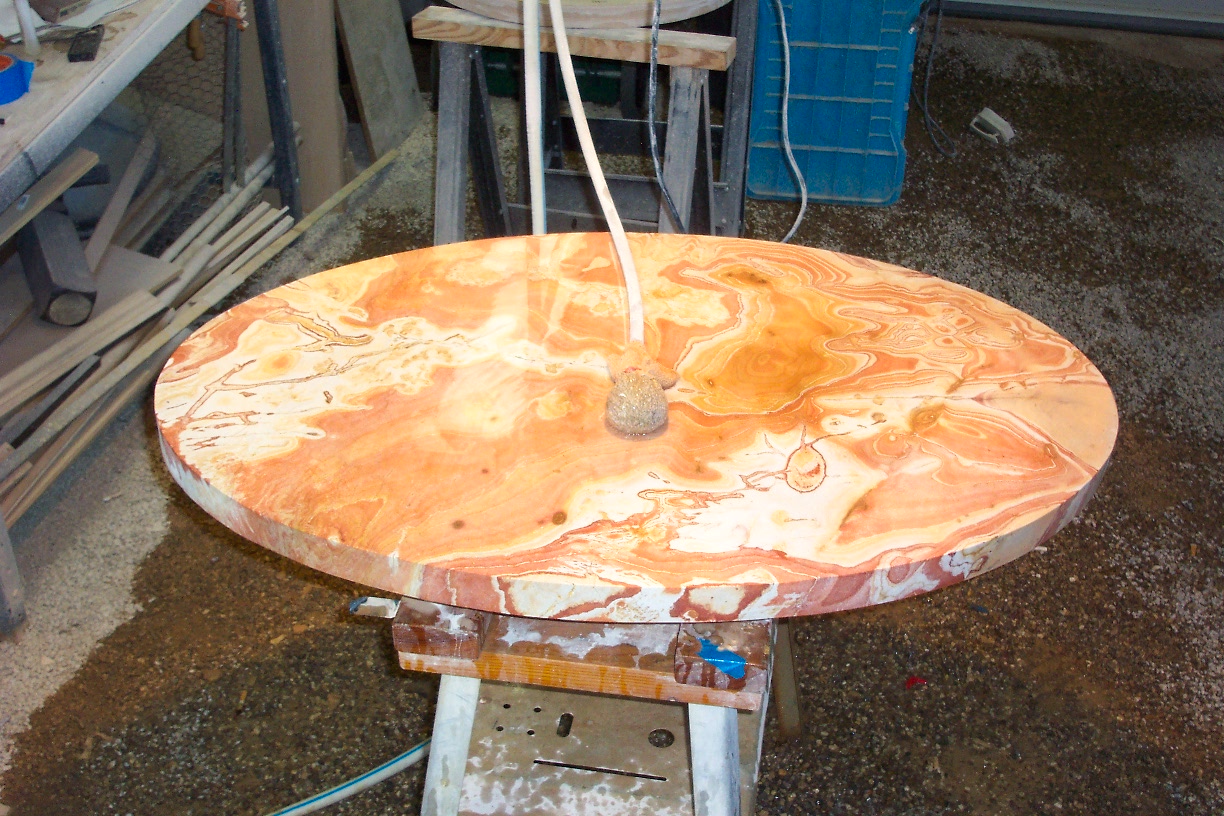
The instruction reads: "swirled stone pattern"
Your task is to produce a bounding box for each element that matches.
[155,234,1117,622]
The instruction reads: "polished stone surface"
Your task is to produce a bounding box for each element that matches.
[154,234,1117,622]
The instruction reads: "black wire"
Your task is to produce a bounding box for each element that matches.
[911,0,958,158]
[648,0,687,232]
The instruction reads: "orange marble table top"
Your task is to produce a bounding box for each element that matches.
[154,234,1117,622]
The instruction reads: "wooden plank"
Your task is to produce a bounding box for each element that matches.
[0,290,164,422]
[0,247,181,376]
[335,0,424,159]
[0,355,99,447]
[446,0,728,29]
[398,613,764,711]
[0,127,413,489]
[84,129,159,272]
[392,597,490,659]
[674,620,770,694]
[411,6,736,71]
[657,67,705,234]
[113,166,168,248]
[0,149,99,248]
[1,341,180,524]
[240,0,347,212]
[207,202,274,262]
[0,256,33,342]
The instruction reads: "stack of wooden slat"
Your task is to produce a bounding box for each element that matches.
[0,136,294,527]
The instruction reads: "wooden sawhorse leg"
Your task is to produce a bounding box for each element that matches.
[421,674,481,816]
[433,43,510,246]
[771,617,802,739]
[658,66,709,235]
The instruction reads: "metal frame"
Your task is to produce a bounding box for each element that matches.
[251,0,303,220]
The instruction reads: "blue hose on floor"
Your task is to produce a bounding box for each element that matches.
[264,738,431,815]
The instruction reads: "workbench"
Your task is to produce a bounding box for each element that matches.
[0,0,209,212]
[153,232,1118,814]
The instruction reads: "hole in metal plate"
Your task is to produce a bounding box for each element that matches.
[556,712,574,737]
[648,728,675,748]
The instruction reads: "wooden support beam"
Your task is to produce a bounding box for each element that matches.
[0,149,99,248]
[335,0,424,160]
[392,597,490,660]
[84,129,159,272]
[412,6,736,71]
[0,289,164,422]
[674,620,770,694]
[396,603,769,711]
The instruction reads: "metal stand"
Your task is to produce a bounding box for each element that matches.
[378,599,787,816]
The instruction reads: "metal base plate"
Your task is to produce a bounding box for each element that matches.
[459,682,764,816]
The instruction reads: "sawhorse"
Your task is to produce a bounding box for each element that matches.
[375,597,800,816]
[411,1,758,244]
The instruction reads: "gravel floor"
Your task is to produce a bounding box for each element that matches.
[1,17,1222,816]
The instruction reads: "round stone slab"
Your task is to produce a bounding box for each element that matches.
[155,234,1117,622]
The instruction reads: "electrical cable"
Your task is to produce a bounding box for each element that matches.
[772,0,807,244]
[523,0,547,234]
[547,0,645,345]
[911,0,958,158]
[647,0,686,232]
[263,738,430,816]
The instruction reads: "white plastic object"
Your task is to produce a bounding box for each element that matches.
[970,108,1015,145]
[13,0,41,58]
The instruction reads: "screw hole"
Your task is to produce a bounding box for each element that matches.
[534,707,542,713]
[503,703,511,709]
[648,728,675,748]
[495,725,504,731]
[527,729,535,736]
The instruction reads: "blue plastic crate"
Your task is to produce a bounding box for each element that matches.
[747,0,924,206]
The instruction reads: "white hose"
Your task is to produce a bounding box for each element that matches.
[12,0,41,57]
[264,738,430,816]
[523,0,546,234]
[546,0,645,346]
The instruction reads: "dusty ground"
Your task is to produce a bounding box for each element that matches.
[2,17,1223,816]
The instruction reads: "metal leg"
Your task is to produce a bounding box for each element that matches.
[251,0,303,219]
[421,675,481,816]
[468,48,511,239]
[0,508,26,633]
[221,17,243,191]
[771,618,802,739]
[434,43,473,246]
[658,67,706,234]
[688,702,741,816]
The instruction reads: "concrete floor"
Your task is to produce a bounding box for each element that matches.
[1,17,1222,816]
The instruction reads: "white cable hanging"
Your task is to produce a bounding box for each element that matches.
[546,0,645,346]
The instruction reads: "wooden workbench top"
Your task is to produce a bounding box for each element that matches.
[154,234,1117,622]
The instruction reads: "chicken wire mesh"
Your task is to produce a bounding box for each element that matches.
[109,12,245,257]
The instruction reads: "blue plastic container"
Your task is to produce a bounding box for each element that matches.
[746,0,924,206]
